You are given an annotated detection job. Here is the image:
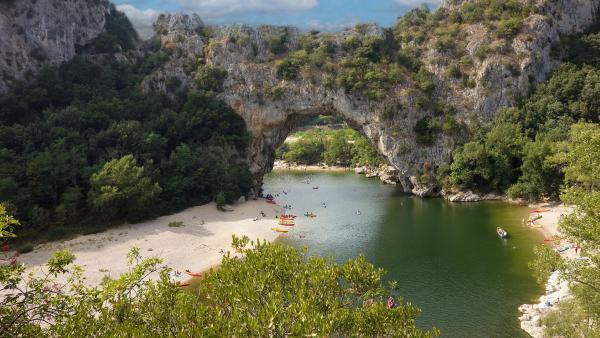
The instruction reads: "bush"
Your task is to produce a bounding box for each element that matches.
[496,18,522,39]
[414,116,439,145]
[215,192,226,211]
[16,242,34,253]
[474,44,491,60]
[415,67,435,93]
[195,66,227,92]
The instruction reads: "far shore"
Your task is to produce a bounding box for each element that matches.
[519,202,577,337]
[17,200,284,286]
[272,160,352,172]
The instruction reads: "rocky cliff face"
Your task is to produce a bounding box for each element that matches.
[0,0,112,93]
[142,0,598,196]
[2,0,598,197]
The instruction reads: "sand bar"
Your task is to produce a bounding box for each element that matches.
[17,200,284,286]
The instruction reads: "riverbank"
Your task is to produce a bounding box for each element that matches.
[17,200,283,286]
[272,160,351,172]
[519,202,576,337]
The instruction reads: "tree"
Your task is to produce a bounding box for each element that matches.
[1,237,439,337]
[0,203,19,239]
[195,66,228,92]
[323,132,353,166]
[530,123,600,336]
[88,155,162,220]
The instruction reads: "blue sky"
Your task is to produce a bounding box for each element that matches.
[113,0,440,38]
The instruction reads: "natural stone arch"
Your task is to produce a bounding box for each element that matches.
[221,84,457,197]
[141,3,600,197]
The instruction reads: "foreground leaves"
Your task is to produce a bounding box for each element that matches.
[1,236,438,337]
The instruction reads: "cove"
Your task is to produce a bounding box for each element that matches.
[263,170,543,337]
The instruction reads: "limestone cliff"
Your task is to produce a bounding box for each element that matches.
[141,0,598,196]
[1,0,598,197]
[0,0,112,93]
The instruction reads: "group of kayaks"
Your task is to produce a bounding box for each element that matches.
[272,214,297,233]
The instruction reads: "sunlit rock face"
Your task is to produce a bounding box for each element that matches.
[141,0,598,195]
[0,0,112,93]
[2,1,599,196]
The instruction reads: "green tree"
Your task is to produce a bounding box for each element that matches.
[530,123,600,336]
[323,132,353,166]
[0,203,19,238]
[1,237,438,337]
[195,65,228,92]
[88,155,162,220]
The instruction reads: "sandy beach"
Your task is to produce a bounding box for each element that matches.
[519,202,577,337]
[17,200,284,286]
[272,160,351,172]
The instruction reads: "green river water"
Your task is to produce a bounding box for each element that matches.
[263,170,543,337]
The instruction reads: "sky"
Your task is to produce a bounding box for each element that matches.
[113,0,441,39]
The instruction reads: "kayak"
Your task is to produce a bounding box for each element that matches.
[272,227,289,233]
[266,200,276,204]
[530,209,550,213]
[185,271,202,277]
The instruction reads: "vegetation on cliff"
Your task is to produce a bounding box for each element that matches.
[0,48,251,240]
[275,120,384,168]
[439,28,600,200]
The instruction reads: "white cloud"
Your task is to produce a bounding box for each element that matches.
[116,4,161,39]
[176,0,318,18]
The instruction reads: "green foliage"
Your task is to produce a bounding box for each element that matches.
[0,54,250,239]
[266,27,290,55]
[0,239,438,337]
[215,191,226,211]
[446,28,600,196]
[167,221,184,228]
[496,18,523,39]
[276,126,384,168]
[195,65,227,92]
[0,203,19,238]
[90,5,138,53]
[530,123,600,336]
[89,155,162,221]
[415,66,435,93]
[414,116,440,145]
[275,50,308,81]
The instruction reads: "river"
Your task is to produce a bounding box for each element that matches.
[263,169,543,337]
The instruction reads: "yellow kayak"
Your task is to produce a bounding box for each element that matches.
[271,227,289,233]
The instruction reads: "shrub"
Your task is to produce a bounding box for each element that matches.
[215,192,226,211]
[415,67,435,93]
[496,18,522,39]
[195,66,227,92]
[474,44,491,60]
[16,242,34,253]
[414,116,440,145]
[446,63,462,78]
[168,221,185,228]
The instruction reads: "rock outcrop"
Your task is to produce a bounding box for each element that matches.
[2,1,598,197]
[442,190,504,202]
[0,0,112,93]
[140,1,599,195]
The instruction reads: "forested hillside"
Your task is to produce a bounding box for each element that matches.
[439,25,600,200]
[0,39,252,240]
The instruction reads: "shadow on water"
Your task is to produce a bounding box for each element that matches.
[265,170,543,337]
